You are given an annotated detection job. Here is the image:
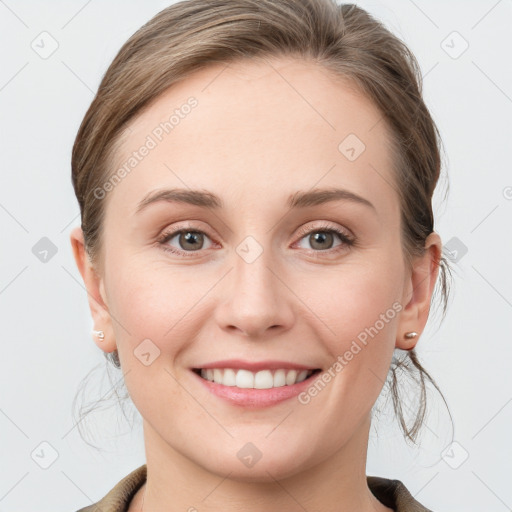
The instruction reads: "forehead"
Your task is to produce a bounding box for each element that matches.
[107,56,398,219]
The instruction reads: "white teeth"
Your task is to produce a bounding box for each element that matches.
[236,369,254,388]
[223,368,236,386]
[199,368,314,388]
[213,369,223,383]
[274,369,286,387]
[296,370,309,383]
[285,369,297,385]
[254,370,273,389]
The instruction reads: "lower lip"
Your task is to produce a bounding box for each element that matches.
[190,369,322,408]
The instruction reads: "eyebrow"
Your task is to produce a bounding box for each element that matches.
[135,187,376,214]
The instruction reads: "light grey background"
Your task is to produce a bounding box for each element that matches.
[1,1,511,511]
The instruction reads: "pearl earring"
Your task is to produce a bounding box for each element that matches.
[92,329,105,340]
[404,331,418,339]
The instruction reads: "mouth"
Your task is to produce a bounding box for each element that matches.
[191,367,322,389]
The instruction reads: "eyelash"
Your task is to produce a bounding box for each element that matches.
[295,223,355,257]
[156,222,355,258]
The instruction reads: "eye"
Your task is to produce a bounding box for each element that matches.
[157,227,214,256]
[294,222,354,254]
[156,222,355,258]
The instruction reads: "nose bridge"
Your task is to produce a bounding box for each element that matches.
[216,232,294,337]
[233,234,280,310]
[235,235,276,297]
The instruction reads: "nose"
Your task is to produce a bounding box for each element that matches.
[214,244,295,339]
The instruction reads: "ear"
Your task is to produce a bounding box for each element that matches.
[396,232,442,350]
[70,226,117,354]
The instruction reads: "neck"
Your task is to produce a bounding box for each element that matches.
[137,415,392,512]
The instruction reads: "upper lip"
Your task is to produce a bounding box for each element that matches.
[192,359,320,372]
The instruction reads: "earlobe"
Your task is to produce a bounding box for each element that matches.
[396,232,442,350]
[69,226,116,353]
[399,331,419,350]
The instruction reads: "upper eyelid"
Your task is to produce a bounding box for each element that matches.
[295,221,352,238]
[159,220,349,238]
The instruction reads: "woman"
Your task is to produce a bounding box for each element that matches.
[70,0,452,510]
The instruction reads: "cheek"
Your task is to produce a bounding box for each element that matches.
[303,256,403,380]
[105,262,200,420]
[311,258,401,332]
[105,258,196,356]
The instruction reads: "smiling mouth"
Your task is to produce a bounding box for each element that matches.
[192,367,322,389]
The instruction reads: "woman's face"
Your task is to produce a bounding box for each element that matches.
[77,57,434,480]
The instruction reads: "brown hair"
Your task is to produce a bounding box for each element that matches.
[71,0,453,445]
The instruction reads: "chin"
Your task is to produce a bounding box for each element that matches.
[199,447,313,483]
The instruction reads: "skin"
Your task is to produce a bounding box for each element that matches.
[71,57,441,512]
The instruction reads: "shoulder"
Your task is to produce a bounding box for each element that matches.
[75,464,147,512]
[367,475,435,512]
[75,466,433,512]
